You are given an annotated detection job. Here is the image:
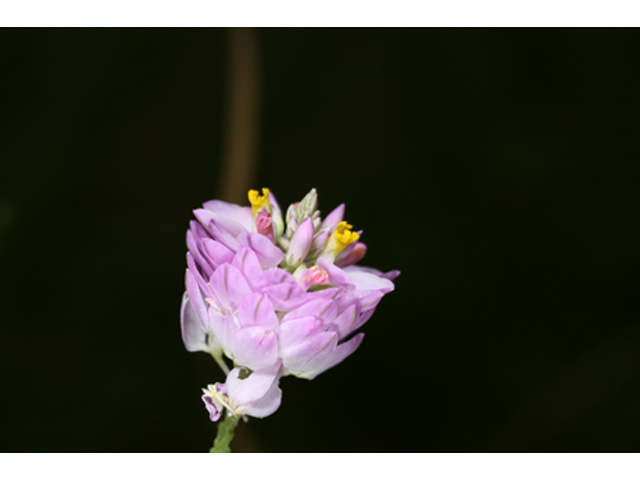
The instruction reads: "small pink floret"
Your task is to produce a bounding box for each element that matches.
[255,210,274,241]
[295,266,330,290]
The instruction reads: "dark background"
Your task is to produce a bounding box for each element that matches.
[1,28,639,452]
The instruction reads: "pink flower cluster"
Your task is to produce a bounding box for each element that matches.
[181,188,398,421]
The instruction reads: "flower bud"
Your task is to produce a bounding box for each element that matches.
[286,217,314,268]
[336,241,367,268]
[285,188,319,239]
[255,210,274,241]
[320,203,345,231]
[201,383,229,422]
[293,265,330,290]
[268,192,285,240]
[308,228,330,258]
[299,188,318,217]
[285,203,299,238]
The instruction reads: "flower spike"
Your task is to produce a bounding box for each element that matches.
[181,187,399,452]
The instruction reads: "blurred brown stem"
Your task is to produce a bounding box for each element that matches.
[217,27,260,204]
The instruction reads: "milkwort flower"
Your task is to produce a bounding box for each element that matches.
[181,188,399,422]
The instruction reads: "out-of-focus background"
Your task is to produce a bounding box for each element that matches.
[1,28,639,452]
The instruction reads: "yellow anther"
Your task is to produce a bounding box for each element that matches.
[334,221,360,249]
[248,188,271,216]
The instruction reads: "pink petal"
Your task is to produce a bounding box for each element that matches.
[347,308,376,336]
[194,208,244,250]
[236,293,279,329]
[185,269,208,326]
[232,247,268,291]
[353,289,385,311]
[382,269,401,281]
[262,282,307,311]
[309,229,330,257]
[304,287,343,302]
[180,293,208,352]
[232,326,279,370]
[282,297,337,324]
[287,217,314,264]
[208,307,237,354]
[202,389,224,422]
[264,267,295,285]
[243,382,282,419]
[336,242,367,268]
[267,191,284,237]
[316,257,354,289]
[226,364,282,405]
[279,316,324,352]
[344,264,401,281]
[189,220,210,243]
[282,331,338,376]
[300,333,365,380]
[209,263,253,311]
[321,203,345,231]
[186,229,213,278]
[331,303,360,340]
[238,232,283,268]
[267,192,282,219]
[202,200,255,232]
[345,270,395,293]
[202,238,234,267]
[186,253,211,298]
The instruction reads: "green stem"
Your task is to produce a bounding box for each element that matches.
[210,415,240,453]
[211,350,230,376]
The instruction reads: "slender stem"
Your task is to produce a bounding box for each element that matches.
[210,350,230,375]
[210,415,240,453]
[207,335,230,375]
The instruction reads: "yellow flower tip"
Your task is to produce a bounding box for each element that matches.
[334,220,360,248]
[248,187,271,216]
